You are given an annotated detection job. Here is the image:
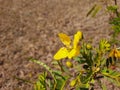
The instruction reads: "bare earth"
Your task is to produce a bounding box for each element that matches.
[0,0,120,90]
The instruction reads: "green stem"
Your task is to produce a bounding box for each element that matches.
[114,0,119,17]
[58,61,64,72]
[14,76,34,84]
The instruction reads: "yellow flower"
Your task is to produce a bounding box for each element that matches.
[109,48,120,58]
[54,31,82,60]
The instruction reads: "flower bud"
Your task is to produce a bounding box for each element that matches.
[86,44,92,49]
[105,43,110,48]
[96,68,100,72]
[70,79,77,87]
[66,61,73,68]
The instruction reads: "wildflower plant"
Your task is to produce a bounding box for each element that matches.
[31,31,120,90]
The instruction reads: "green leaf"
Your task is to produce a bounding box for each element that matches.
[34,72,47,90]
[53,69,69,90]
[97,79,107,90]
[101,68,120,86]
[101,84,107,90]
[74,57,86,64]
[107,5,118,12]
[30,59,55,79]
[86,4,96,17]
[30,59,57,90]
[80,69,93,85]
[53,70,65,80]
[86,4,101,17]
[76,81,89,90]
[55,75,68,90]
[53,70,62,75]
[110,17,120,25]
[51,61,59,65]
[47,79,53,90]
[91,5,101,17]
[105,76,120,87]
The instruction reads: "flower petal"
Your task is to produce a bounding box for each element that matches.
[58,33,71,47]
[118,51,120,58]
[115,49,120,58]
[54,47,69,60]
[68,46,80,59]
[109,49,120,58]
[73,31,82,49]
[68,49,76,59]
[75,45,80,56]
[109,49,114,57]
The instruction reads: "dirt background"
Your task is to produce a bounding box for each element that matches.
[0,0,120,90]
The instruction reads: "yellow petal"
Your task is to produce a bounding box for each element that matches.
[58,33,71,47]
[68,46,80,59]
[68,49,76,59]
[118,51,120,58]
[109,49,114,57]
[54,47,69,60]
[75,46,80,56]
[73,31,82,49]
[115,49,120,58]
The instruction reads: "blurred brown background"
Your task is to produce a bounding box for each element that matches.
[0,0,120,90]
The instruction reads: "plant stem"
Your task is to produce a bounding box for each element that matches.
[14,76,34,84]
[114,0,119,17]
[58,61,64,72]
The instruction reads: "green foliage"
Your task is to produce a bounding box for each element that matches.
[30,59,56,81]
[30,59,69,90]
[106,2,120,44]
[87,0,120,45]
[30,36,120,90]
[107,5,118,12]
[102,68,120,86]
[110,17,120,37]
[34,72,47,90]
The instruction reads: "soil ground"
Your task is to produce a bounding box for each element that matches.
[0,0,120,90]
